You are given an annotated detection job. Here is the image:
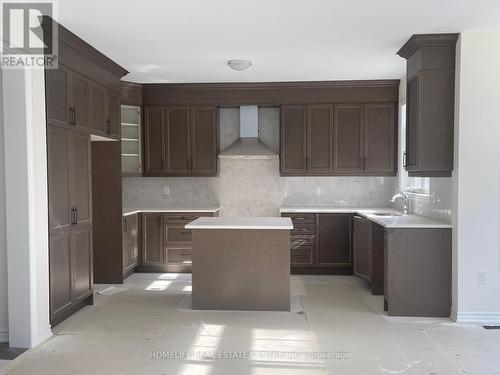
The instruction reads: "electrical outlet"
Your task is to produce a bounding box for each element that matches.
[478,271,487,286]
[163,185,170,196]
[315,187,322,196]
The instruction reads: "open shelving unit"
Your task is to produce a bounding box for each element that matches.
[121,105,141,176]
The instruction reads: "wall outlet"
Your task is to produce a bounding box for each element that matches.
[163,185,170,196]
[478,271,487,286]
[315,187,322,196]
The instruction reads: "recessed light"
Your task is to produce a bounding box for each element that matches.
[227,59,253,71]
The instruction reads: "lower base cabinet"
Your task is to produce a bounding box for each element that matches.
[50,225,93,326]
[384,228,452,317]
[122,213,139,276]
[282,213,353,274]
[135,211,217,273]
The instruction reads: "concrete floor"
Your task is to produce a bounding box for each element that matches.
[2,274,500,374]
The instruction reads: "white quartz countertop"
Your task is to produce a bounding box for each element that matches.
[279,206,452,229]
[185,217,293,230]
[123,207,220,216]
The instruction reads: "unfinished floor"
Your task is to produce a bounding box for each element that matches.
[2,274,500,375]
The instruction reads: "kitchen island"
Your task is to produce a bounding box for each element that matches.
[186,217,293,311]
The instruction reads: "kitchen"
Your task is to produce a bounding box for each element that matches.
[1,2,499,374]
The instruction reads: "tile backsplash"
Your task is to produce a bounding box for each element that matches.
[123,158,398,216]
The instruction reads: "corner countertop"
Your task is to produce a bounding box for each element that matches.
[123,207,220,216]
[185,217,293,230]
[279,206,452,229]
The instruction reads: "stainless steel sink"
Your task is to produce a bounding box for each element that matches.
[371,212,403,217]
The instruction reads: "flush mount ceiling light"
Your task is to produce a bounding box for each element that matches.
[227,59,253,71]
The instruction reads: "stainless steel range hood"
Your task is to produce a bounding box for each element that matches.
[219,105,278,159]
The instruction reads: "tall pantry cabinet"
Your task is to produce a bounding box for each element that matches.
[43,17,128,325]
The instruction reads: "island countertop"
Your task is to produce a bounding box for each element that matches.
[123,207,220,216]
[185,217,293,230]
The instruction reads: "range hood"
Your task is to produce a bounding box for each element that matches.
[219,106,278,159]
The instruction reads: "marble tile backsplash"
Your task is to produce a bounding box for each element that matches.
[123,158,398,217]
[406,177,453,224]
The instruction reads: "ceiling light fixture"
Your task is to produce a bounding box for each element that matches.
[227,59,253,71]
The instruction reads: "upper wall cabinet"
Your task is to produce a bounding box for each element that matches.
[143,105,218,177]
[397,33,458,177]
[46,65,90,133]
[90,83,121,140]
[281,103,396,176]
[281,104,333,175]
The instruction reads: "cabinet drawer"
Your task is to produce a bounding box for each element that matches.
[291,248,314,266]
[166,247,192,265]
[164,212,211,224]
[165,225,192,243]
[291,222,315,235]
[291,235,315,249]
[282,213,315,224]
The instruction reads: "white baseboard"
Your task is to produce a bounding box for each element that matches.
[0,330,8,343]
[452,310,500,325]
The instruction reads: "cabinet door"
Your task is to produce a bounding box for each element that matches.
[90,82,107,135]
[280,105,307,175]
[353,216,371,281]
[46,66,70,128]
[364,103,396,175]
[406,77,419,171]
[107,90,121,138]
[143,106,165,174]
[307,105,333,174]
[191,106,218,175]
[166,107,191,174]
[72,225,93,301]
[333,104,363,174]
[129,213,139,268]
[142,213,164,266]
[70,71,90,132]
[50,230,72,317]
[122,216,130,272]
[47,126,72,233]
[317,214,352,268]
[72,133,92,227]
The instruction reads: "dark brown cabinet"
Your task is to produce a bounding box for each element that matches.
[282,103,396,176]
[364,103,396,175]
[137,211,217,273]
[307,105,334,174]
[44,16,128,326]
[46,65,90,133]
[317,214,352,269]
[191,106,218,175]
[398,34,458,177]
[334,104,363,173]
[143,106,218,176]
[282,213,353,274]
[144,106,165,174]
[142,213,164,267]
[353,216,371,282]
[47,125,93,325]
[90,83,121,140]
[123,213,139,276]
[333,103,396,175]
[281,104,333,175]
[166,107,191,173]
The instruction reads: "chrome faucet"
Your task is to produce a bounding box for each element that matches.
[390,192,409,215]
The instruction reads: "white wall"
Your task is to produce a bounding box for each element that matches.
[0,67,9,343]
[2,66,51,348]
[453,32,500,323]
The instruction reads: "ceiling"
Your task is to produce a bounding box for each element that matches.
[55,0,500,83]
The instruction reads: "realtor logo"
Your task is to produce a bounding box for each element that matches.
[2,2,57,68]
